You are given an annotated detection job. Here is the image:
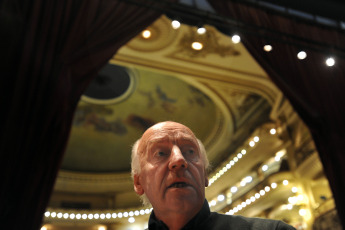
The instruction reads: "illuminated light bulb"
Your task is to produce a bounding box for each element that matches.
[292,187,298,193]
[145,209,150,214]
[241,202,246,207]
[70,213,75,219]
[44,211,50,217]
[231,186,238,193]
[210,200,217,206]
[250,196,256,202]
[287,204,293,210]
[262,165,268,172]
[76,214,81,219]
[106,213,112,218]
[118,213,123,218]
[264,186,270,192]
[197,27,206,34]
[233,157,238,162]
[246,199,251,205]
[232,34,241,44]
[241,149,246,154]
[288,196,297,204]
[230,160,235,166]
[299,209,307,216]
[191,42,203,50]
[229,210,234,215]
[240,180,246,187]
[237,205,242,210]
[98,227,106,230]
[64,213,69,219]
[171,20,180,29]
[134,211,139,216]
[263,44,273,52]
[57,213,63,218]
[41,226,47,230]
[140,210,145,215]
[233,207,238,212]
[326,57,335,66]
[123,212,128,218]
[245,176,252,183]
[254,136,259,142]
[142,30,151,39]
[88,214,93,219]
[249,141,255,147]
[82,214,87,219]
[275,155,281,161]
[237,153,242,158]
[100,213,106,219]
[128,217,135,223]
[94,213,99,219]
[226,163,231,169]
[260,190,266,196]
[255,193,260,199]
[297,51,307,60]
[218,194,225,202]
[112,213,117,218]
[270,128,276,135]
[283,180,289,185]
[271,182,277,189]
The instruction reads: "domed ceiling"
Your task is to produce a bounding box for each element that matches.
[61,63,222,173]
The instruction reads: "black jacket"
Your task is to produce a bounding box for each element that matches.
[148,200,296,230]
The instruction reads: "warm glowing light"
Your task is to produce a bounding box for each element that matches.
[253,136,259,142]
[287,204,293,210]
[98,227,106,230]
[128,217,135,223]
[57,213,63,218]
[249,141,255,147]
[270,128,276,135]
[241,149,246,154]
[292,187,298,193]
[197,27,206,34]
[231,186,238,193]
[283,180,289,185]
[171,20,181,29]
[218,194,225,202]
[263,44,273,52]
[191,42,203,50]
[271,182,277,189]
[262,164,268,172]
[299,209,307,216]
[41,226,47,230]
[297,51,307,59]
[142,30,151,39]
[326,57,335,66]
[232,34,241,43]
[44,211,50,217]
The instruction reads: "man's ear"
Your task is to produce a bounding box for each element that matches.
[133,174,144,195]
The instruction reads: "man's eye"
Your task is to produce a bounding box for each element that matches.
[186,149,194,155]
[158,151,167,156]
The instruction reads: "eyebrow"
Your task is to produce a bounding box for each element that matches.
[147,133,197,145]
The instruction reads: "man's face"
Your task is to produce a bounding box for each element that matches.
[133,122,208,217]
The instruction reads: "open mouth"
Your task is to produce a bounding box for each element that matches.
[168,182,189,188]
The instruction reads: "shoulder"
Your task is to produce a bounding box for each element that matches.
[209,213,295,230]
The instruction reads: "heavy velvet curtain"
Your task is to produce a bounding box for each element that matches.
[207,0,345,228]
[0,0,174,229]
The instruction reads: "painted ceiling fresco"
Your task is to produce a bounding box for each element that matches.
[61,63,220,173]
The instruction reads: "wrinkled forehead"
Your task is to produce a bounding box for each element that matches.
[138,122,198,153]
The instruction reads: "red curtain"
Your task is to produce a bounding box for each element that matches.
[207,0,345,228]
[0,0,174,229]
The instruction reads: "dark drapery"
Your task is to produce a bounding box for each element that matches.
[207,0,345,228]
[0,0,174,229]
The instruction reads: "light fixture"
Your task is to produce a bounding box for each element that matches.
[263,44,273,52]
[326,57,335,66]
[191,42,203,50]
[231,34,241,44]
[197,27,206,34]
[128,217,135,223]
[142,30,151,39]
[171,20,181,29]
[270,128,276,135]
[297,51,307,59]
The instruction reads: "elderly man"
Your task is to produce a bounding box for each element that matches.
[131,121,295,230]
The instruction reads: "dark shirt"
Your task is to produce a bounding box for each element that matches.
[148,200,296,230]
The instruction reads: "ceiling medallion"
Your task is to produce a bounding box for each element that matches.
[81,63,137,105]
[172,27,241,58]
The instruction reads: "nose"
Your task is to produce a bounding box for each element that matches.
[168,145,188,171]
